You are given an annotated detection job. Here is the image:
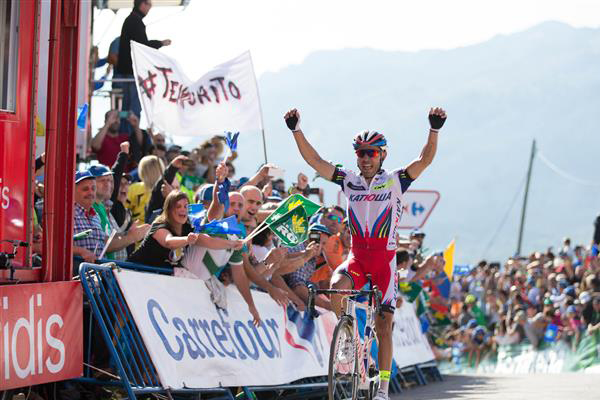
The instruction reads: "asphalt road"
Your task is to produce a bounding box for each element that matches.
[391,373,599,400]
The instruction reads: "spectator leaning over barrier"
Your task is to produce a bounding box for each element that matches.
[91,110,129,167]
[205,165,290,308]
[89,164,150,261]
[128,190,239,269]
[127,155,165,223]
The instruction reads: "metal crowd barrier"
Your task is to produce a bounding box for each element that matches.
[75,259,443,399]
[77,262,235,399]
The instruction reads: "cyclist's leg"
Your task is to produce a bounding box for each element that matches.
[330,254,366,317]
[371,251,397,396]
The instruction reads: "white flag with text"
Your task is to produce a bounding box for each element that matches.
[131,42,261,137]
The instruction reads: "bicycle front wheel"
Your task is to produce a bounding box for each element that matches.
[328,315,358,400]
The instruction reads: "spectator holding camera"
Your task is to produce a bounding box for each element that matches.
[91,110,129,166]
[283,224,332,310]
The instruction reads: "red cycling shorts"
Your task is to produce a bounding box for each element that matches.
[334,237,397,313]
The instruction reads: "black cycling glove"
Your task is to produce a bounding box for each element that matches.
[429,113,446,131]
[285,115,299,131]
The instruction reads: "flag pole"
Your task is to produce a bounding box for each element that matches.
[516,139,536,256]
[249,52,268,164]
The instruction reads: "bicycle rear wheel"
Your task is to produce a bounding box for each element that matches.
[328,315,358,400]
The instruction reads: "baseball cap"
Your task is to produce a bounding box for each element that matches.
[466,319,478,329]
[410,229,425,238]
[309,223,331,236]
[465,294,476,304]
[472,326,486,337]
[566,305,577,314]
[558,280,569,289]
[75,170,95,184]
[579,291,592,305]
[565,286,576,298]
[88,164,113,177]
[168,145,182,153]
[543,297,553,306]
[197,184,214,202]
[267,190,283,202]
[235,177,249,189]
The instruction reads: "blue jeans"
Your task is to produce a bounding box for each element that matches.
[114,73,141,133]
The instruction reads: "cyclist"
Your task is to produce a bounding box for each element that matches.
[284,107,447,400]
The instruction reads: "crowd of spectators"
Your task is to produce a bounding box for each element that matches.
[396,235,600,367]
[46,106,356,325]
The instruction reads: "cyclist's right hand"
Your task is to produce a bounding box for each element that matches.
[284,109,301,132]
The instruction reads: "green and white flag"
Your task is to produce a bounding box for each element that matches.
[264,194,321,225]
[267,205,309,247]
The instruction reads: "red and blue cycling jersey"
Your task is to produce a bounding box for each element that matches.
[330,166,414,311]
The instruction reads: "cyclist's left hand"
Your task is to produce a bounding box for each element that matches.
[428,107,447,131]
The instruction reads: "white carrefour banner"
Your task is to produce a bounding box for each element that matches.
[114,269,336,389]
[392,300,435,369]
[131,42,261,137]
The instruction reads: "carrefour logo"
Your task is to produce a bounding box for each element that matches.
[148,299,281,361]
[349,192,392,202]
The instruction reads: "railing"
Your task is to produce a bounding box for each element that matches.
[74,259,443,399]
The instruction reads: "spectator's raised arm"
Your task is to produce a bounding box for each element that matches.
[91,110,119,152]
[110,141,129,204]
[207,162,228,222]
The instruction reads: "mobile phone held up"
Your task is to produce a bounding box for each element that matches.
[309,231,321,244]
[268,166,285,180]
[119,111,129,119]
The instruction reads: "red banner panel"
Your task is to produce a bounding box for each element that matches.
[0,281,83,390]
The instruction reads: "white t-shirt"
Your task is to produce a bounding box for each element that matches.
[252,244,273,262]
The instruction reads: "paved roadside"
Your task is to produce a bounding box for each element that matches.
[391,373,598,400]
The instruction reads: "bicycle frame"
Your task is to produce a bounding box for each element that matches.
[307,275,382,396]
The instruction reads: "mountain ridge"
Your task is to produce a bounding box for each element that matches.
[234,21,600,263]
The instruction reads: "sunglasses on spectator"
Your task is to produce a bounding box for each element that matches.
[327,215,343,223]
[355,149,381,158]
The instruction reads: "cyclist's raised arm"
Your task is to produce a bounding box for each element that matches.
[284,108,336,181]
[406,107,447,180]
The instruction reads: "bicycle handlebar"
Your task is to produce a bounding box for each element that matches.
[306,274,383,319]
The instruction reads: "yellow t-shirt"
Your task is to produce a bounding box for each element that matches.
[126,182,151,223]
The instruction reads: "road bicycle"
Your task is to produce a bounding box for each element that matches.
[307,275,382,400]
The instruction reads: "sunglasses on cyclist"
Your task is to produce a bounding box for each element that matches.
[327,215,343,224]
[355,149,381,158]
